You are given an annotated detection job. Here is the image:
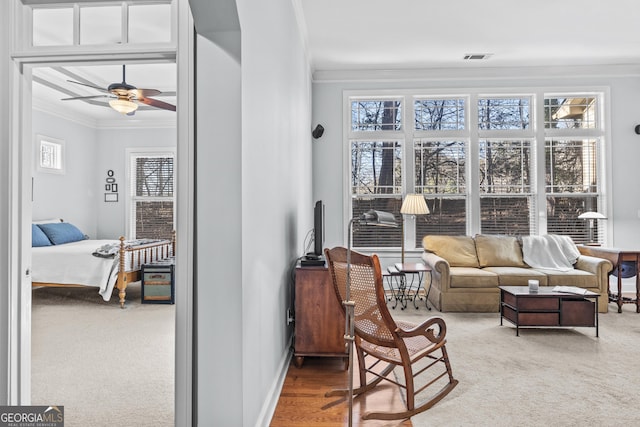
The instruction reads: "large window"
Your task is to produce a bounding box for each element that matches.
[346,90,607,250]
[129,152,175,240]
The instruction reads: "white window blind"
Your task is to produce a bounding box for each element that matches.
[130,155,174,240]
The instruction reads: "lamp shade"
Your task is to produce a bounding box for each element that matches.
[359,209,398,227]
[578,211,607,220]
[401,194,430,215]
[109,99,138,114]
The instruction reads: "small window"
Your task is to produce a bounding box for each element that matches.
[37,135,65,175]
[351,99,402,131]
[478,97,531,130]
[414,98,465,130]
[80,5,122,45]
[32,7,74,46]
[129,3,172,43]
[544,96,598,129]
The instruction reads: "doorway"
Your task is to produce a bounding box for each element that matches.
[29,61,177,424]
[8,1,194,424]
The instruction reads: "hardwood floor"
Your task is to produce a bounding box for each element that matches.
[270,356,412,427]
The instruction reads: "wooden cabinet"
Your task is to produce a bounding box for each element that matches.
[293,264,346,368]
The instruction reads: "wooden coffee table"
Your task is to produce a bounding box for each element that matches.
[499,286,599,337]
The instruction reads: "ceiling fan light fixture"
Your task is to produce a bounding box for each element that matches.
[109,99,138,114]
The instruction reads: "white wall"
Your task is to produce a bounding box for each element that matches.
[192,0,313,424]
[95,126,176,239]
[1,0,10,405]
[312,68,640,261]
[237,0,313,423]
[31,109,176,239]
[195,33,243,425]
[31,110,99,236]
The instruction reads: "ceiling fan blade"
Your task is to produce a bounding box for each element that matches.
[67,80,109,93]
[61,95,111,101]
[134,88,162,98]
[138,97,176,112]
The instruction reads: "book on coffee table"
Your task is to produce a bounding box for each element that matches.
[552,285,589,295]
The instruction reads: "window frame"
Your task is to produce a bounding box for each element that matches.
[126,147,176,240]
[19,0,176,53]
[35,134,65,175]
[343,88,610,251]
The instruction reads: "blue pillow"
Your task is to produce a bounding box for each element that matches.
[32,224,52,247]
[37,222,86,245]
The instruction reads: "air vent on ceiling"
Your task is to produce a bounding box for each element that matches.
[463,53,493,60]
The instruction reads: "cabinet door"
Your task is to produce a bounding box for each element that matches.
[294,267,345,355]
[561,300,595,326]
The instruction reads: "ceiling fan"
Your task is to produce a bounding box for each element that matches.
[61,65,176,116]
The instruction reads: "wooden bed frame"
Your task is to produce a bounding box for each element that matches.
[33,232,176,308]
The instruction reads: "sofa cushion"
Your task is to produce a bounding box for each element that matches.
[483,266,548,287]
[475,234,526,268]
[449,267,499,288]
[423,235,479,268]
[533,268,597,288]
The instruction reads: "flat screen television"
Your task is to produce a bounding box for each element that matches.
[313,200,325,256]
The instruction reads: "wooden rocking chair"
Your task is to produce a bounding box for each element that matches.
[324,246,458,421]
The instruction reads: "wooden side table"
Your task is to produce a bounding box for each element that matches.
[578,246,640,313]
[141,258,175,304]
[293,264,346,368]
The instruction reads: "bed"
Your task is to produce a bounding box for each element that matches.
[31,221,175,308]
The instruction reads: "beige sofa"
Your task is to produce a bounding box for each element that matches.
[421,234,613,313]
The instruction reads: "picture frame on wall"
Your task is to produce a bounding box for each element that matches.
[105,193,118,202]
[105,184,111,191]
[111,183,118,192]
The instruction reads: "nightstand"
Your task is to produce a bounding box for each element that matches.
[141,258,175,304]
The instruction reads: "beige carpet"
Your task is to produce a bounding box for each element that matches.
[389,301,640,427]
[31,283,175,427]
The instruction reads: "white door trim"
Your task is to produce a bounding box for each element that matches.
[8,1,194,424]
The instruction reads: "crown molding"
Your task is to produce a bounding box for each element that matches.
[32,97,176,129]
[312,63,640,83]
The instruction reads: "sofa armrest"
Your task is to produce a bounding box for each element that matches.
[422,251,451,292]
[575,254,613,275]
[575,255,613,295]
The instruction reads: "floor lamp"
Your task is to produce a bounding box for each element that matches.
[400,194,430,264]
[345,209,397,426]
[578,211,607,244]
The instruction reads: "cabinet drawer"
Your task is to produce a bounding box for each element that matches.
[143,284,172,300]
[518,297,559,311]
[143,272,172,283]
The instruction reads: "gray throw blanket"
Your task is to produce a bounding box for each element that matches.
[522,235,580,271]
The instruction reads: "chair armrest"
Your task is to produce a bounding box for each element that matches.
[395,316,447,344]
[422,251,451,291]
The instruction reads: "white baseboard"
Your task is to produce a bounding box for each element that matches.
[254,335,293,427]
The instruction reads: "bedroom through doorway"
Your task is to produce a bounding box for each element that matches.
[29,60,178,425]
[24,2,179,422]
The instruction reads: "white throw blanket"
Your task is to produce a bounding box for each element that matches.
[522,235,580,271]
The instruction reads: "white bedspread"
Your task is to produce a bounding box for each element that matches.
[522,235,581,272]
[32,240,120,301]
